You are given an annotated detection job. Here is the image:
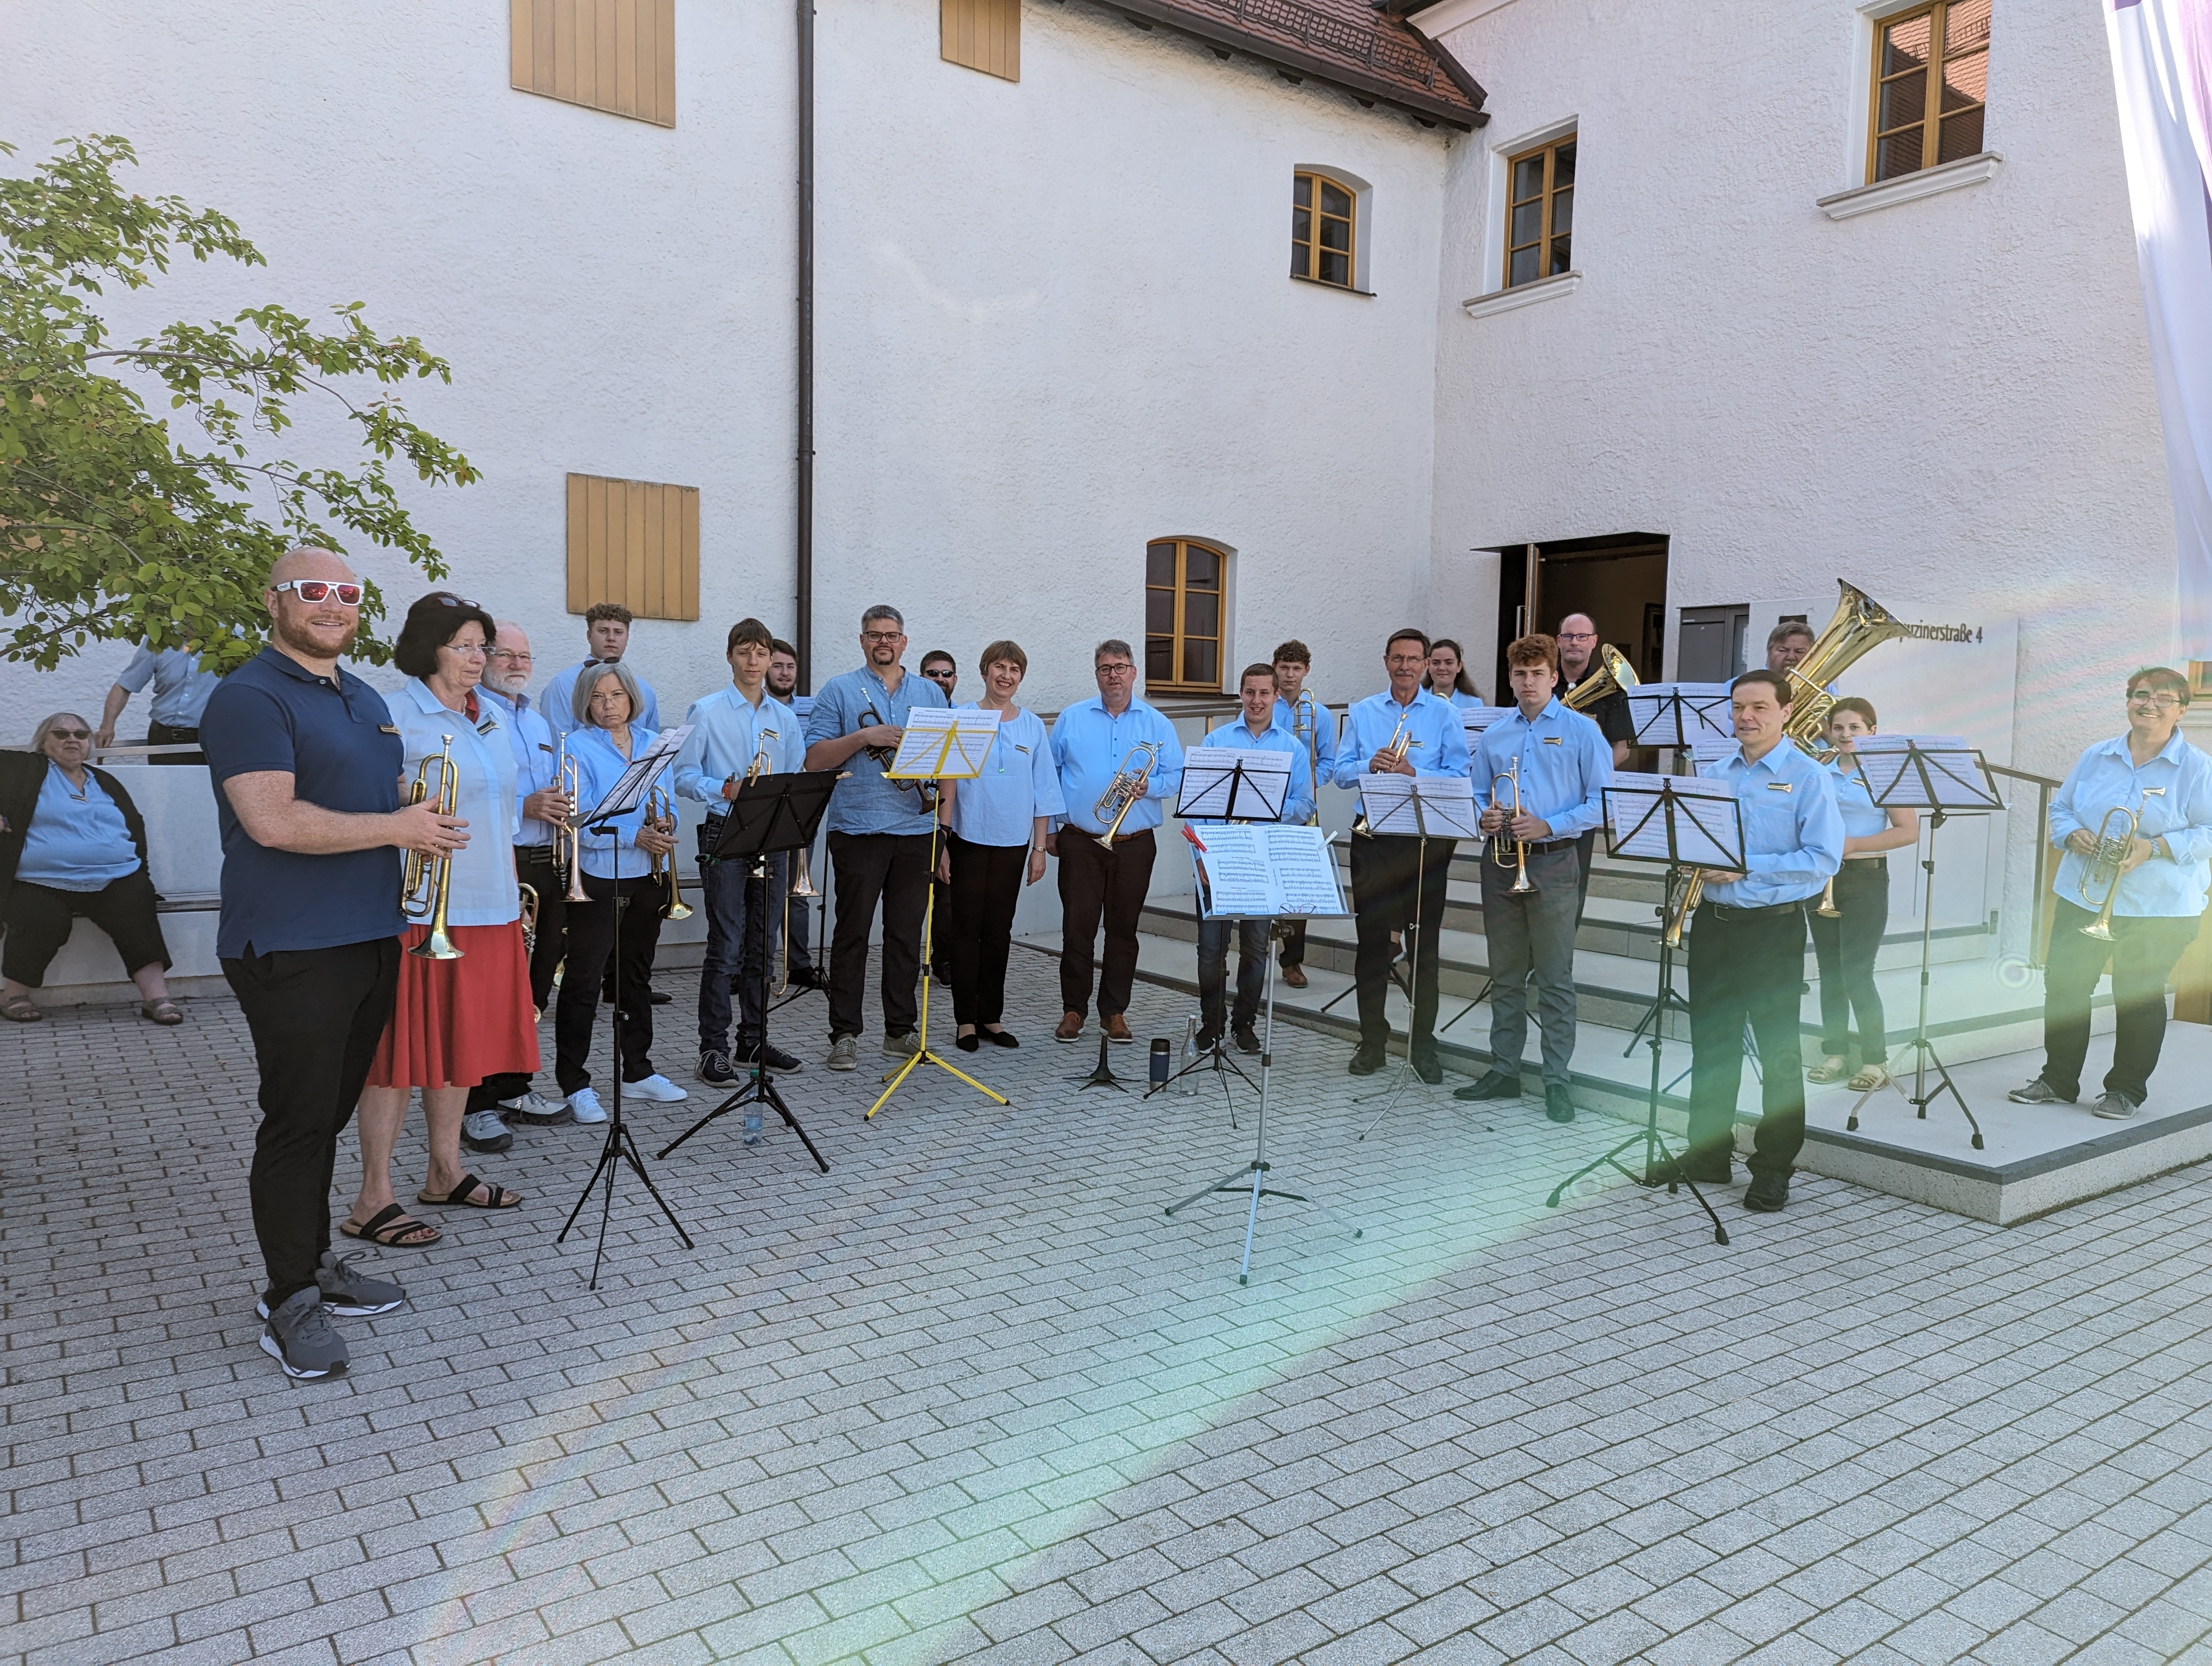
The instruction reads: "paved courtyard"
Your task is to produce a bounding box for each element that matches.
[9,949,2212,1665]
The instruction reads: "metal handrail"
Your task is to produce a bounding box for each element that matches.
[1988,762,2061,967]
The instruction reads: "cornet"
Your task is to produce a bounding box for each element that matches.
[1094,741,1161,842]
[554,738,588,903]
[2078,787,2167,940]
[646,786,693,921]
[1491,758,1537,894]
[401,736,464,960]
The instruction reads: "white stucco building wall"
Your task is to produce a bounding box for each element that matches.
[1,0,1450,729]
[1417,0,2176,780]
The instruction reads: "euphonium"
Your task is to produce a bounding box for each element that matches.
[1351,711,1412,837]
[2078,787,2167,941]
[1491,757,1537,894]
[646,786,693,921]
[1562,644,1640,713]
[1779,581,1909,757]
[1094,741,1162,842]
[555,738,588,904]
[402,736,464,960]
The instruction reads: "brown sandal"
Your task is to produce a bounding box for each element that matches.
[139,998,184,1026]
[1,994,42,1023]
[339,1203,442,1247]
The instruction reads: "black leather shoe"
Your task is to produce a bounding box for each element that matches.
[1743,1174,1790,1212]
[981,1027,1019,1048]
[1411,1052,1443,1086]
[1648,1156,1731,1188]
[647,989,672,1006]
[1197,1028,1224,1054]
[1545,1085,1576,1124]
[956,1033,981,1053]
[1232,1023,1261,1055]
[1453,1071,1522,1102]
[1348,1046,1387,1076]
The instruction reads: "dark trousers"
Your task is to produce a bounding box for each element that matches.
[1482,844,1581,1088]
[555,874,664,1094]
[1349,834,1455,1053]
[1809,859,1889,1062]
[1057,827,1156,1018]
[697,823,767,1055]
[827,830,932,1039]
[147,717,202,765]
[1686,902,1808,1180]
[2,870,170,986]
[473,845,567,1110]
[1277,918,1307,970]
[2040,898,2198,1104]
[222,938,400,1309]
[947,834,1024,1028]
[1199,915,1269,1036]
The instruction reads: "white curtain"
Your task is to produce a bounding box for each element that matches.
[2107,0,2212,657]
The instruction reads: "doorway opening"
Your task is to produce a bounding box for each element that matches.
[1489,533,1669,701]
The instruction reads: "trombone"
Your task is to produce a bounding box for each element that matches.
[2078,787,2166,940]
[401,736,464,960]
[1094,741,1161,842]
[554,738,588,903]
[646,786,693,920]
[1291,689,1322,826]
[1490,758,1537,894]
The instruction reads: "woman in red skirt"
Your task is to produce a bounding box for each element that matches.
[340,593,540,1250]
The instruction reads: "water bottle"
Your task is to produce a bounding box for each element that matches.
[1149,1037,1171,1090]
[1179,1014,1200,1095]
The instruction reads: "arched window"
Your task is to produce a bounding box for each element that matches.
[1292,171,1356,289]
[1146,539,1227,691]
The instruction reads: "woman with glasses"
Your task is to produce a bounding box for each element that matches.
[2010,667,2212,1121]
[555,659,691,1121]
[0,712,178,1023]
[344,592,536,1249]
[1423,638,1486,708]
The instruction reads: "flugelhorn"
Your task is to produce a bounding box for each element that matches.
[402,736,464,960]
[1491,758,1537,894]
[646,786,693,921]
[1351,711,1412,837]
[2079,787,2166,940]
[1094,741,1161,842]
[555,738,588,903]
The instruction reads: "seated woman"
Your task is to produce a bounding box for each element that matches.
[555,660,690,1122]
[343,593,539,1250]
[1,712,179,1024]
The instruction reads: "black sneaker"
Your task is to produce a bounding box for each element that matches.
[1743,1173,1790,1212]
[697,1050,740,1087]
[1348,1045,1387,1077]
[738,1040,805,1072]
[1453,1071,1522,1102]
[1544,1085,1577,1124]
[1649,1156,1731,1188]
[1232,1023,1261,1055]
[1196,1028,1224,1053]
[1410,1052,1443,1086]
[259,1286,349,1380]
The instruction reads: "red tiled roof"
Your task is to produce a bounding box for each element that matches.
[1094,0,1487,128]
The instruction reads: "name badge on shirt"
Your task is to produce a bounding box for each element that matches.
[379,725,400,735]
[1542,735,1562,746]
[1014,743,1031,755]
[1767,781,1793,793]
[538,743,555,754]
[476,716,499,735]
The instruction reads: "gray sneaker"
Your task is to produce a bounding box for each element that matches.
[258,1249,406,1320]
[460,1108,513,1153]
[2092,1090,2139,1120]
[826,1035,859,1072]
[883,1030,921,1059]
[259,1286,349,1380]
[2007,1079,2075,1105]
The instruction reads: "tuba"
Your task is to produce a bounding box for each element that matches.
[1779,582,1909,757]
[1563,643,1640,713]
[2078,787,2167,941]
[402,737,464,960]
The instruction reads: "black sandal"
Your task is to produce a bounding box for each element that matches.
[418,1173,522,1210]
[1,994,42,1023]
[339,1202,441,1247]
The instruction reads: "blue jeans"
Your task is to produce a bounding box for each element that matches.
[1198,915,1269,1036]
[697,845,767,1055]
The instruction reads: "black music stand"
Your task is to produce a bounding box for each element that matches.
[657,769,838,1169]
[1353,774,1478,1132]
[1842,739,2001,1149]
[1545,777,1742,1245]
[1616,688,1733,1058]
[556,727,696,1288]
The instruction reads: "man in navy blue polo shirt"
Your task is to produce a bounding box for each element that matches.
[200,548,465,1380]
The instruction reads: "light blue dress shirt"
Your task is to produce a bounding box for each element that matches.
[545,658,661,740]
[115,645,220,728]
[480,688,559,849]
[1050,697,1186,837]
[384,679,521,925]
[1470,699,1612,840]
[1827,759,1894,843]
[1696,741,1844,908]
[674,685,804,809]
[1440,688,1487,711]
[1275,695,1338,822]
[2050,728,2212,918]
[1330,688,1472,789]
[1191,713,1315,826]
[806,665,951,836]
[17,764,139,890]
[944,706,1066,847]
[567,723,666,881]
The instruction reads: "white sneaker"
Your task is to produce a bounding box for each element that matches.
[500,1090,572,1125]
[567,1087,608,1124]
[624,1073,689,1103]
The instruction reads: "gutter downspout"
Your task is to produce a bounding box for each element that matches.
[796,0,816,693]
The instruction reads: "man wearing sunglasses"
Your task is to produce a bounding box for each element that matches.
[198,548,467,1381]
[2010,667,2212,1121]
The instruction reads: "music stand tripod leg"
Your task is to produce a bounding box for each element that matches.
[868,819,1009,1118]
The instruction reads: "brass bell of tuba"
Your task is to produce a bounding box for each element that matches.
[1779,582,1909,757]
[1562,643,1640,713]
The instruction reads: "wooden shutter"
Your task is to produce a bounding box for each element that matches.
[512,0,677,128]
[942,0,1019,81]
[565,474,700,621]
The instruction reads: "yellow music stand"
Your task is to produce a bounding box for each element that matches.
[867,713,1007,1119]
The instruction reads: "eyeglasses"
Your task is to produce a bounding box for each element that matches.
[271,579,364,605]
[488,649,532,663]
[442,641,489,657]
[1095,662,1135,675]
[2129,693,2184,711]
[47,727,90,741]
[1557,631,1598,643]
[862,630,904,644]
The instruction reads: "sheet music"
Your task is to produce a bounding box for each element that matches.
[1177,747,1292,821]
[1187,824,1348,918]
[884,707,999,779]
[581,723,693,823]
[1604,772,1745,867]
[1628,683,1735,749]
[1358,773,1480,839]
[1850,736,2003,810]
[1690,739,1738,768]
[1459,706,1509,738]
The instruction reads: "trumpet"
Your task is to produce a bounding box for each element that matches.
[554,738,588,904]
[1094,741,1161,842]
[744,727,781,785]
[1491,758,1537,894]
[1661,868,1706,950]
[1814,875,1841,918]
[2078,787,2166,940]
[860,704,937,813]
[402,736,464,960]
[519,882,539,956]
[646,786,693,920]
[774,844,824,997]
[1291,689,1322,826]
[1351,712,1412,837]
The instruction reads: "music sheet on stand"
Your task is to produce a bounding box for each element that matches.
[1605,772,1744,867]
[581,723,694,823]
[1190,824,1348,919]
[1459,707,1509,741]
[1178,747,1292,822]
[1851,734,2002,809]
[1627,683,1735,749]
[885,708,999,779]
[1358,774,1480,838]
